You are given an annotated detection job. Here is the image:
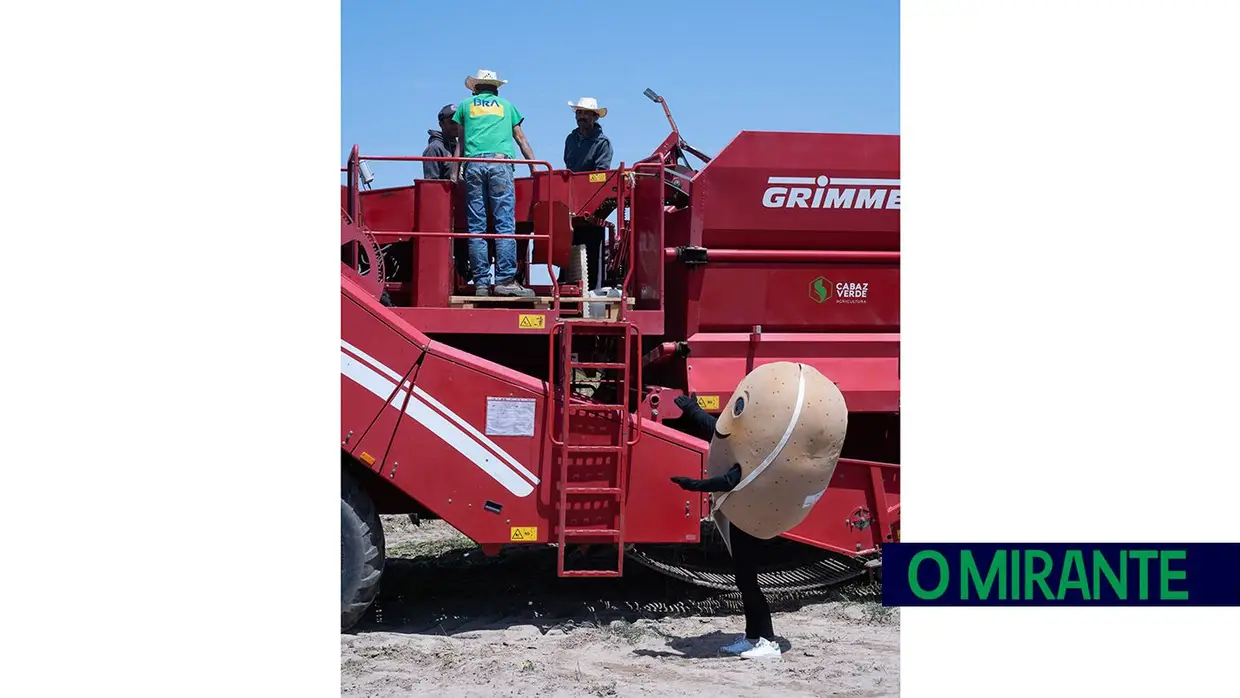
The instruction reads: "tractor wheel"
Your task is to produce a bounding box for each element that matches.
[341,469,385,631]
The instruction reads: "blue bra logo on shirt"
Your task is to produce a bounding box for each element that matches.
[469,98,504,118]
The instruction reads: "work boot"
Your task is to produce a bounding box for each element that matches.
[494,279,535,298]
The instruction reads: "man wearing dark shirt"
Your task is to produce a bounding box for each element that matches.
[420,104,472,282]
[563,97,614,290]
[421,104,460,180]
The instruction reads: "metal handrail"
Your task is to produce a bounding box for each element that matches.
[546,321,566,447]
[343,148,562,308]
[626,323,644,446]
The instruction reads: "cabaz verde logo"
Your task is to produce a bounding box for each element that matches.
[810,276,869,305]
[810,277,831,303]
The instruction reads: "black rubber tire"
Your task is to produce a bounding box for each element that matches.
[341,469,385,631]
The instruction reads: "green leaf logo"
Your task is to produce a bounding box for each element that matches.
[811,277,829,304]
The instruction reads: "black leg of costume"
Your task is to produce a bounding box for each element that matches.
[729,523,774,641]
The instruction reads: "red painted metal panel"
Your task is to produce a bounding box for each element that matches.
[341,277,432,470]
[530,200,574,267]
[685,332,899,413]
[620,422,706,544]
[691,131,900,252]
[694,263,898,333]
[341,372,396,474]
[341,278,431,375]
[782,458,901,554]
[384,350,551,545]
[513,169,621,222]
[412,181,454,306]
[632,164,666,311]
[357,186,417,233]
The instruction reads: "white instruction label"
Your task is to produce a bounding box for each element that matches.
[802,488,827,509]
[485,397,536,437]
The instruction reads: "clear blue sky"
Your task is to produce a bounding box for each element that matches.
[342,0,899,187]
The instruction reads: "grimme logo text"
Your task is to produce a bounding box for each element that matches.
[763,175,900,210]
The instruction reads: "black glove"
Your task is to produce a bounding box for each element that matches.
[670,476,707,492]
[670,464,744,494]
[674,392,718,441]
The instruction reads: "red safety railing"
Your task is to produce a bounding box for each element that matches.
[663,248,900,263]
[342,145,563,307]
[343,148,361,226]
[626,323,643,446]
[543,321,644,448]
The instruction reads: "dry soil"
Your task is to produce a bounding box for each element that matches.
[341,516,900,697]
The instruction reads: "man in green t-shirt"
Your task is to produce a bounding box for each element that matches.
[449,69,537,298]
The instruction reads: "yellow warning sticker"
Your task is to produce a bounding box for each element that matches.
[588,172,606,183]
[359,451,376,465]
[518,314,545,329]
[510,526,538,541]
[696,395,720,410]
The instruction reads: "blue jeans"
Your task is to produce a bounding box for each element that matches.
[463,154,517,285]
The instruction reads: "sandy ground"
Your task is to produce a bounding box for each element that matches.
[341,516,900,697]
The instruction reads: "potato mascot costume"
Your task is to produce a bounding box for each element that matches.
[705,362,849,547]
[670,361,848,659]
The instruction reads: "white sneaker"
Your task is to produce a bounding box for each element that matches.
[740,638,781,660]
[720,635,756,655]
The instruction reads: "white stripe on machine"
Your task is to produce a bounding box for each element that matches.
[340,342,538,497]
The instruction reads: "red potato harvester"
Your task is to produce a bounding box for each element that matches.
[340,88,899,630]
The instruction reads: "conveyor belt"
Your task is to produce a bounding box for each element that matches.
[625,522,879,594]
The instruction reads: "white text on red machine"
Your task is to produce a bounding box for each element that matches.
[762,175,900,210]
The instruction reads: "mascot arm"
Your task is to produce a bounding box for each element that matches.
[674,393,718,441]
[670,394,735,491]
[670,463,742,493]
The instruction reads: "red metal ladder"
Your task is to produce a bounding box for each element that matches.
[551,318,640,578]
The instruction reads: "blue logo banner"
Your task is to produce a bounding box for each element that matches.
[881,543,1240,606]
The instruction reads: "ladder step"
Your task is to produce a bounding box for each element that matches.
[564,444,624,452]
[564,486,623,495]
[573,362,625,369]
[563,528,620,537]
[561,570,622,578]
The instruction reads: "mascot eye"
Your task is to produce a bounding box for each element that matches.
[733,396,745,417]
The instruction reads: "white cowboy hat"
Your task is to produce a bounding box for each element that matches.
[568,97,607,118]
[465,69,507,91]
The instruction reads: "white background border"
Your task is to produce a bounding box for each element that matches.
[903,2,1240,695]
[2,1,1237,695]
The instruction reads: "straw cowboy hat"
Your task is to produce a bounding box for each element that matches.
[567,97,607,118]
[465,69,507,91]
